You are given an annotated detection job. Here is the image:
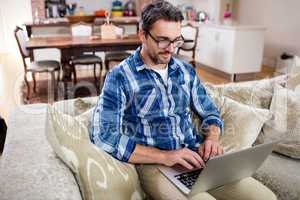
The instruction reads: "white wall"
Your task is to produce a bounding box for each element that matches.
[0,7,6,53]
[236,0,300,67]
[0,0,32,53]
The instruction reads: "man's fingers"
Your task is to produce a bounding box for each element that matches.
[184,154,201,168]
[204,140,212,161]
[183,148,203,168]
[190,150,206,168]
[179,159,193,170]
[218,146,224,155]
[211,142,218,157]
[198,145,204,157]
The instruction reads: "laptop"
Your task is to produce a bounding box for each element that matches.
[158,141,277,196]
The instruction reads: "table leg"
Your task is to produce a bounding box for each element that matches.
[60,49,73,99]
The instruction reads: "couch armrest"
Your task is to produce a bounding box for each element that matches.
[0,104,82,200]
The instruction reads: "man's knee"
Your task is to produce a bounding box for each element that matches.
[208,177,277,200]
[136,165,216,200]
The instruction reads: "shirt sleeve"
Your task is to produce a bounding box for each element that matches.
[90,69,136,162]
[190,73,224,137]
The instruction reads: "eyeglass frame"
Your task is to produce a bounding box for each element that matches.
[146,31,185,49]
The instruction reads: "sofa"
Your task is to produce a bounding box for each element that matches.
[1,77,300,200]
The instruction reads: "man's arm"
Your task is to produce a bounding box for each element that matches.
[91,69,136,162]
[190,71,224,160]
[198,125,224,161]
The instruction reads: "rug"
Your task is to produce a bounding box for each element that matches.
[21,77,101,104]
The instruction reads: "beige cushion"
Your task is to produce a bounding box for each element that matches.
[74,98,97,115]
[46,105,145,200]
[193,93,271,153]
[262,84,300,159]
[205,75,287,109]
[75,107,95,131]
[220,97,271,152]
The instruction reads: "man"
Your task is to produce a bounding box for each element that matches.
[90,1,276,199]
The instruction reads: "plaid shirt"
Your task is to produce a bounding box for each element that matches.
[90,47,223,162]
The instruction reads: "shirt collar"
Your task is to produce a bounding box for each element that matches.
[133,46,179,72]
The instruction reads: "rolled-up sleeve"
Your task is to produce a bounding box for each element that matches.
[90,69,136,162]
[190,74,224,136]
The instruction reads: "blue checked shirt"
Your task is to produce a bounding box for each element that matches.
[90,47,223,162]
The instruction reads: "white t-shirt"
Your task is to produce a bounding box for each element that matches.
[152,66,168,85]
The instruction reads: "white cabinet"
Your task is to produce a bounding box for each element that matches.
[196,25,265,77]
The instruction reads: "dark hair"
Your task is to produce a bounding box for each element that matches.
[141,0,184,33]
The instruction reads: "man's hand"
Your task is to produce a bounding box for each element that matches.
[198,125,224,161]
[162,148,206,170]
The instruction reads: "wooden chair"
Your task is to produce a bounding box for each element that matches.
[103,24,131,73]
[14,26,61,100]
[70,22,103,87]
[175,23,199,67]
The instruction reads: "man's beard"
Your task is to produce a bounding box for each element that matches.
[149,51,172,65]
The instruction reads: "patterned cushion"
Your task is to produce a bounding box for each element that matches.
[205,75,287,109]
[219,97,271,152]
[46,105,145,200]
[193,90,271,153]
[205,81,272,109]
[73,98,97,116]
[262,84,300,159]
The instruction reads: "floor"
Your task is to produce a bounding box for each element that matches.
[0,52,275,122]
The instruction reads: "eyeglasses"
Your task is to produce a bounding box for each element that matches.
[146,31,184,49]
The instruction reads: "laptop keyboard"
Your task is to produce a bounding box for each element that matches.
[174,169,202,189]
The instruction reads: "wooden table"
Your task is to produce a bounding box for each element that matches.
[26,34,141,72]
[26,34,141,98]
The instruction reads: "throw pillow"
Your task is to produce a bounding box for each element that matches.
[75,107,95,133]
[219,97,272,152]
[262,84,300,159]
[46,106,145,200]
[193,95,272,153]
[74,98,98,116]
[205,75,287,109]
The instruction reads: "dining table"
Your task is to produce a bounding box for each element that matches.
[26,34,141,98]
[26,34,141,68]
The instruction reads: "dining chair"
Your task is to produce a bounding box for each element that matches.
[70,22,103,87]
[103,24,131,74]
[175,23,199,67]
[14,26,61,100]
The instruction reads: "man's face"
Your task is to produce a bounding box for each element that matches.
[140,19,182,65]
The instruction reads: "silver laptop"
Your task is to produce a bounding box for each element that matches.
[158,141,277,196]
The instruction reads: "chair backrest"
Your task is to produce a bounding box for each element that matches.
[100,23,124,39]
[71,22,93,36]
[14,26,30,59]
[177,23,199,58]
